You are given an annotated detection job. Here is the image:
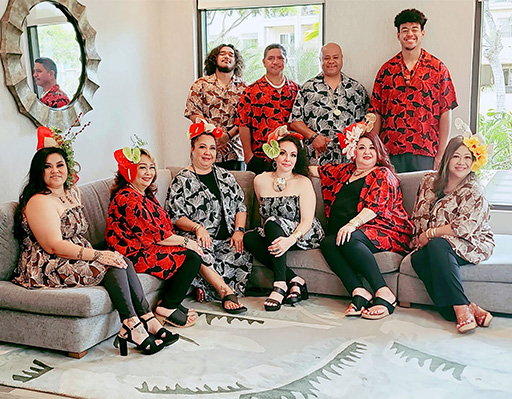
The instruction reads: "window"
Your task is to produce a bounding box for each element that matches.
[475,0,512,208]
[199,3,323,85]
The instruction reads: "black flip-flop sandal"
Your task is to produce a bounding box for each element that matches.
[345,295,371,317]
[361,297,396,320]
[157,308,196,328]
[222,293,247,314]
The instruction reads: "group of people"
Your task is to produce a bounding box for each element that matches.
[10,7,495,357]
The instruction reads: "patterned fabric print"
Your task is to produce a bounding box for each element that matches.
[370,50,458,157]
[185,74,247,162]
[289,73,369,166]
[40,84,70,108]
[411,172,494,264]
[13,206,106,289]
[105,188,187,280]
[258,195,325,250]
[166,166,252,301]
[235,76,299,159]
[318,163,412,253]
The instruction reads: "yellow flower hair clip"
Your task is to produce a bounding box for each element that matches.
[455,118,489,172]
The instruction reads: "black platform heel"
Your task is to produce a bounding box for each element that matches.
[140,315,179,347]
[286,280,309,305]
[264,286,287,311]
[114,321,165,356]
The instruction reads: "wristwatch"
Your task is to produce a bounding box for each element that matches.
[236,227,246,233]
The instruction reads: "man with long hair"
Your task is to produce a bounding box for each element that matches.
[369,9,458,172]
[185,44,246,170]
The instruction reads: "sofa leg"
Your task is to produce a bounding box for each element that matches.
[399,301,411,308]
[68,350,87,359]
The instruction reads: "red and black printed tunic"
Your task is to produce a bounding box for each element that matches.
[369,49,458,158]
[235,76,299,159]
[105,187,187,280]
[318,163,413,254]
[40,84,70,108]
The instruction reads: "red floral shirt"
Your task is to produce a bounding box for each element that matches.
[370,49,458,157]
[235,76,299,159]
[40,85,70,108]
[105,187,187,280]
[318,163,413,253]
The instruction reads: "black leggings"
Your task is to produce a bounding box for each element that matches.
[320,230,386,295]
[411,238,470,321]
[243,220,297,282]
[102,257,151,321]
[159,250,202,309]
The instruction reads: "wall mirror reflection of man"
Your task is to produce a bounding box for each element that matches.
[33,57,70,108]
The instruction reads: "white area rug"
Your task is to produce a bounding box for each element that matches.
[0,297,511,399]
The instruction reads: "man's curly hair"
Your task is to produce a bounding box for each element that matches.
[204,44,244,77]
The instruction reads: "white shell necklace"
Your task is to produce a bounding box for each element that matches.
[265,75,285,90]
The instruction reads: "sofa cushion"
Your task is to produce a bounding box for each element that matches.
[0,201,19,281]
[396,170,427,216]
[399,234,512,284]
[0,273,163,317]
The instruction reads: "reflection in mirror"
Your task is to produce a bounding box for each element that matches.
[22,2,82,108]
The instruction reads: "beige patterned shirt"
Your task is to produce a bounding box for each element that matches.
[411,172,494,264]
[185,74,247,162]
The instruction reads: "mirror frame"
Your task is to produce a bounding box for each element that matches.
[0,0,100,130]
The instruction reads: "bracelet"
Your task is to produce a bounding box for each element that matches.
[183,236,189,247]
[193,224,201,232]
[310,133,319,142]
[292,230,304,242]
[92,250,101,262]
[77,247,84,260]
[349,216,363,229]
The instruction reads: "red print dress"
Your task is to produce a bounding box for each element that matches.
[105,187,186,279]
[318,163,412,254]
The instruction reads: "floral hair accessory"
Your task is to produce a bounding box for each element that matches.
[454,118,489,172]
[262,125,304,159]
[188,119,223,140]
[114,135,148,182]
[36,113,90,185]
[337,113,376,160]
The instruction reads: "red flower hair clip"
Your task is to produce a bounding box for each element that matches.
[337,113,376,160]
[262,125,304,159]
[188,119,223,140]
[114,135,148,183]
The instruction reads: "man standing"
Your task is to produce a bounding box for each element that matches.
[236,44,300,174]
[33,57,70,108]
[370,9,458,172]
[290,42,369,165]
[185,44,247,170]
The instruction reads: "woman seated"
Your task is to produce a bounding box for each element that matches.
[166,121,251,314]
[106,146,202,328]
[411,127,495,334]
[13,145,175,356]
[243,127,325,311]
[311,115,412,319]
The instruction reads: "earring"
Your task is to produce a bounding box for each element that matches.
[272,160,277,170]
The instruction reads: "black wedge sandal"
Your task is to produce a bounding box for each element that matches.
[285,280,309,305]
[264,286,287,312]
[140,315,179,347]
[114,321,165,356]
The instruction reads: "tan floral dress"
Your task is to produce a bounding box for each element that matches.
[13,206,106,289]
[411,172,494,264]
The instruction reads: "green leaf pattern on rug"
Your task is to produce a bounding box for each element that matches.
[136,381,250,395]
[390,341,466,381]
[197,311,265,326]
[239,341,367,399]
[12,360,53,383]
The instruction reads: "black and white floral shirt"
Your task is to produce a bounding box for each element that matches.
[289,72,369,166]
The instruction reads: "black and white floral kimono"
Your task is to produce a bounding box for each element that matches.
[165,166,252,301]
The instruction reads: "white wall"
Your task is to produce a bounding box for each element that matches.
[0,0,474,203]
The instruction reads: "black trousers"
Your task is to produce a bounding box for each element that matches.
[102,257,151,321]
[390,153,434,173]
[243,220,297,282]
[320,230,386,295]
[411,238,470,321]
[246,156,271,175]
[159,250,202,309]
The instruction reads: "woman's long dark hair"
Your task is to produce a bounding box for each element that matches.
[277,135,309,177]
[433,135,475,195]
[110,149,158,201]
[14,147,71,240]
